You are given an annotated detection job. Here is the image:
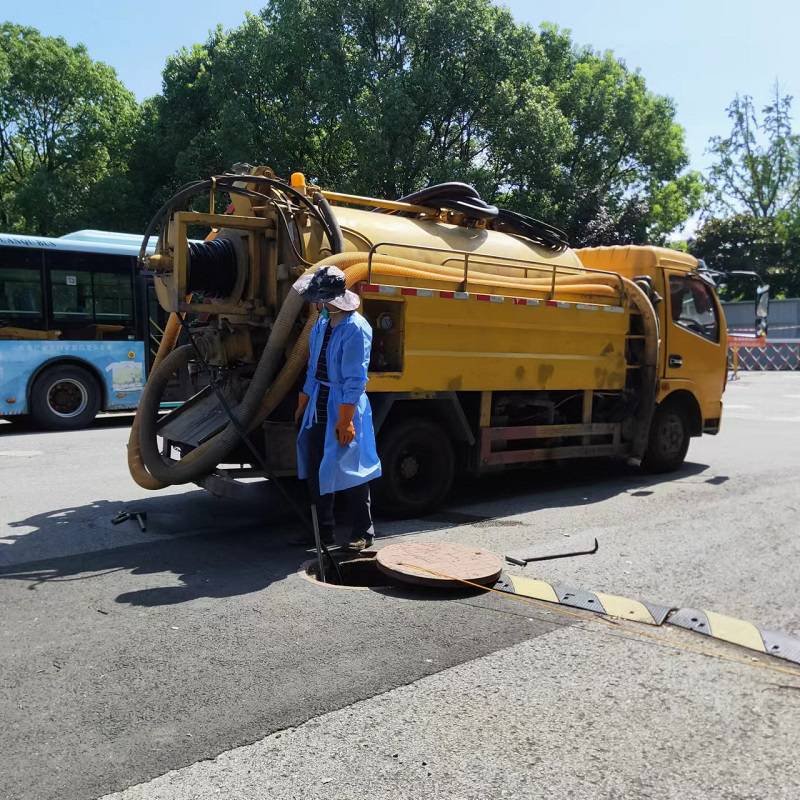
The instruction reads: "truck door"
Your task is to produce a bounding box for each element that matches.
[663,271,726,421]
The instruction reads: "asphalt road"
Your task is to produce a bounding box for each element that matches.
[1,372,799,800]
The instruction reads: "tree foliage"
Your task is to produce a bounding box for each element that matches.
[706,87,800,218]
[694,86,800,298]
[0,23,139,234]
[131,0,697,246]
[1,5,699,245]
[691,213,800,299]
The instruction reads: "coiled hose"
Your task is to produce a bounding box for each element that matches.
[135,288,306,485]
[127,311,183,489]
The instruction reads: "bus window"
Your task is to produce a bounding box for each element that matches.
[0,247,44,326]
[51,268,93,318]
[94,271,133,321]
[45,250,134,339]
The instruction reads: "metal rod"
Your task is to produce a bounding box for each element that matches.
[505,538,599,567]
[311,505,327,583]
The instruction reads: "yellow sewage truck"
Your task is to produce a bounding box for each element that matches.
[129,169,728,515]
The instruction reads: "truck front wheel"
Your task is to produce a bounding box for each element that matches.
[374,417,455,517]
[641,403,690,473]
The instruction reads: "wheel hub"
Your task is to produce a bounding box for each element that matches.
[47,379,88,418]
[659,416,683,454]
[399,454,420,480]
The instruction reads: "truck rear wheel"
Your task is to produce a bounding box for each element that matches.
[641,403,690,473]
[374,417,455,517]
[30,364,101,431]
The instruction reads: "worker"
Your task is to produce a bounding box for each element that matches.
[293,266,381,551]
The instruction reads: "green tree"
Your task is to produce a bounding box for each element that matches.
[134,1,697,246]
[691,214,800,298]
[706,86,800,217]
[0,23,139,235]
[498,28,704,244]
[693,86,800,297]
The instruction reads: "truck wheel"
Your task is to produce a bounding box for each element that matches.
[30,365,101,431]
[374,417,455,517]
[641,403,690,473]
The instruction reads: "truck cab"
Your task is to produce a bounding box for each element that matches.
[577,246,728,468]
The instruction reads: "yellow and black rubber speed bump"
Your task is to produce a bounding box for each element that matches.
[494,573,671,626]
[666,608,800,666]
[493,573,800,666]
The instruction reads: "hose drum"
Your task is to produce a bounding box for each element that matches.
[187,238,238,296]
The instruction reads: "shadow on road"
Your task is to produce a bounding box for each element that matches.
[0,459,727,608]
[385,459,723,532]
[0,489,307,606]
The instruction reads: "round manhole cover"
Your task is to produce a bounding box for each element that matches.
[375,542,503,588]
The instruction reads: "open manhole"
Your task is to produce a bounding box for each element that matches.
[303,542,503,592]
[303,556,396,590]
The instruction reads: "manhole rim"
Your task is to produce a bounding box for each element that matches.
[298,558,373,591]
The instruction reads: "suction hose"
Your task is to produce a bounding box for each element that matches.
[619,277,660,460]
[136,287,306,485]
[127,311,183,489]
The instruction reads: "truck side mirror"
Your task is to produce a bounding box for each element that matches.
[755,284,770,336]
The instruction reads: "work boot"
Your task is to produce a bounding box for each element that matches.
[342,534,374,553]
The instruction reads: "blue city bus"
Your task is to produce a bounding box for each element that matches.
[0,230,175,430]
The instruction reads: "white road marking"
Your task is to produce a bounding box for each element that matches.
[725,404,752,409]
[0,450,43,457]
[726,415,800,423]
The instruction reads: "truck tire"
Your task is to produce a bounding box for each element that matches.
[641,403,690,473]
[374,417,455,518]
[30,364,101,431]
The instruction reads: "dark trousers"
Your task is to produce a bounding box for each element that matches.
[307,423,374,544]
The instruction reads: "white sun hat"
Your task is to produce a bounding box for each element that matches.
[292,266,360,311]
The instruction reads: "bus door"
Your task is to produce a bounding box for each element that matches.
[143,279,166,374]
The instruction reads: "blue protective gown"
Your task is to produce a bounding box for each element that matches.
[296,312,382,495]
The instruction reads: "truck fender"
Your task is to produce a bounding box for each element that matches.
[657,390,702,437]
[371,391,475,445]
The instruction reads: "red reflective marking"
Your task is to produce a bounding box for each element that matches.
[401,287,417,296]
[513,298,528,305]
[545,300,558,307]
[363,284,379,293]
[476,294,490,302]
[439,291,455,299]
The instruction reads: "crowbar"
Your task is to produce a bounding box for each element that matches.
[505,537,599,567]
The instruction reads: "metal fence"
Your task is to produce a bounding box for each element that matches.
[728,340,800,371]
[722,299,799,371]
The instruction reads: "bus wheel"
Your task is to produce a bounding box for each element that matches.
[374,417,455,517]
[641,403,690,473]
[30,365,101,431]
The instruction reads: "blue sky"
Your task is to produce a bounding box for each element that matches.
[6,0,800,175]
